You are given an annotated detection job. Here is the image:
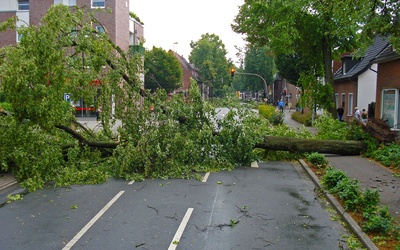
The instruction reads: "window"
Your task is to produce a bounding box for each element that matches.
[54,0,76,6]
[341,93,345,108]
[18,0,29,11]
[92,0,105,8]
[96,26,105,33]
[347,93,353,116]
[17,32,23,43]
[335,93,339,108]
[381,89,400,130]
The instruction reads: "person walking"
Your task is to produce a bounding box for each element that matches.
[354,107,361,121]
[336,105,344,121]
[361,109,368,123]
[278,99,285,113]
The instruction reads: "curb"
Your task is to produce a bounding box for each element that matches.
[299,159,378,250]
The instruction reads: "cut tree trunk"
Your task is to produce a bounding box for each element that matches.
[254,136,367,155]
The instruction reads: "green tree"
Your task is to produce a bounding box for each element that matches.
[189,33,231,97]
[0,5,268,190]
[361,0,400,50]
[232,0,372,111]
[242,46,274,92]
[144,47,183,93]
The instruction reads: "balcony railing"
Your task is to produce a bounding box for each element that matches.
[129,45,145,56]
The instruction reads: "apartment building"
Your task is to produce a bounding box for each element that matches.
[0,0,144,50]
[0,0,144,117]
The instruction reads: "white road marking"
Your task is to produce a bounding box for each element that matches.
[128,180,135,185]
[168,208,194,250]
[62,190,125,250]
[202,172,210,182]
[251,161,259,168]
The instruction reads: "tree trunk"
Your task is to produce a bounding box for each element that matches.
[254,136,367,155]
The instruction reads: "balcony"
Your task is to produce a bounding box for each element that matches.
[129,45,145,56]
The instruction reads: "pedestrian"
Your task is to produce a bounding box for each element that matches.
[278,99,284,113]
[288,102,292,112]
[361,108,368,123]
[96,106,102,122]
[354,107,361,121]
[336,105,344,121]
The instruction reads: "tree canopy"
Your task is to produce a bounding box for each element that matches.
[232,0,374,110]
[189,33,232,97]
[0,5,268,191]
[144,46,183,93]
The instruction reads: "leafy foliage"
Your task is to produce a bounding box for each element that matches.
[189,33,231,97]
[322,167,398,237]
[144,47,183,93]
[363,206,393,234]
[306,152,328,168]
[370,143,400,169]
[258,104,283,125]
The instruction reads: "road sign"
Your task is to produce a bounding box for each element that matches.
[64,93,71,102]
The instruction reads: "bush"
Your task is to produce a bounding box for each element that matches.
[370,143,400,169]
[322,167,348,191]
[335,178,361,211]
[306,152,329,168]
[360,189,380,211]
[258,104,283,125]
[363,206,393,234]
[313,114,349,140]
[291,111,313,126]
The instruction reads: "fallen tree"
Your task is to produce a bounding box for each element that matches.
[255,136,367,155]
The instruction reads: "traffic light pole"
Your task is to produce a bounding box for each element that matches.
[235,72,268,91]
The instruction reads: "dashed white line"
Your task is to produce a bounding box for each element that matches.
[202,172,210,182]
[128,180,135,185]
[168,208,194,250]
[62,190,125,250]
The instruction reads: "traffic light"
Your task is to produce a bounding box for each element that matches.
[230,68,235,77]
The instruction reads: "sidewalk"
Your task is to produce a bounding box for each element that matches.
[282,109,400,223]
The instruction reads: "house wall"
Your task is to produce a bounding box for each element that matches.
[0,0,133,50]
[334,79,358,122]
[0,12,16,47]
[375,58,400,119]
[357,64,378,113]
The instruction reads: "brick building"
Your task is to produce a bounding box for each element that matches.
[0,0,144,117]
[0,0,143,50]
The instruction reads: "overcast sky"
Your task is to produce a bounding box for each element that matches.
[131,0,246,64]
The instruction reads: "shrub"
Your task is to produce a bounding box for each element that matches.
[335,178,361,211]
[322,167,348,191]
[313,113,349,140]
[370,143,400,169]
[360,189,380,211]
[291,111,313,126]
[306,152,329,168]
[258,104,283,125]
[363,206,393,234]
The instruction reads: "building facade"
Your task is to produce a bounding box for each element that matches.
[333,37,388,122]
[0,0,142,50]
[0,0,144,117]
[374,44,400,130]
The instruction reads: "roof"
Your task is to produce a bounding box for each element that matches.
[170,50,202,82]
[334,37,389,81]
[372,44,400,64]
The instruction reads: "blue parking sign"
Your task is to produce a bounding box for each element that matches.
[64,93,70,102]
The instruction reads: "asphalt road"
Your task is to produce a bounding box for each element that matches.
[0,162,349,250]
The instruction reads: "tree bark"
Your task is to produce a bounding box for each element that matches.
[254,136,367,155]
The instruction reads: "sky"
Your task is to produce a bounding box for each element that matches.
[130,0,247,64]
